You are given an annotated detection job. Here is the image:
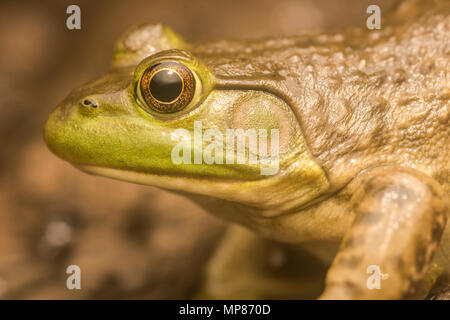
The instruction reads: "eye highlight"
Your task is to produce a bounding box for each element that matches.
[139,61,195,113]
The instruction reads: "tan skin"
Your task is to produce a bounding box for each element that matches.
[45,0,449,299]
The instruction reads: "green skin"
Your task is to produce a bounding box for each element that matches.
[45,0,449,299]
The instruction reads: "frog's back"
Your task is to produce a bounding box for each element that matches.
[195,0,450,282]
[193,0,449,193]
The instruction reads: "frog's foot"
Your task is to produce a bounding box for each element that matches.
[319,166,448,300]
[196,224,327,299]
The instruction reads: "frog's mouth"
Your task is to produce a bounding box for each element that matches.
[77,164,250,191]
[76,164,261,185]
[75,156,329,217]
[75,164,279,216]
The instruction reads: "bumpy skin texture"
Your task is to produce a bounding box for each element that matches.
[44,0,449,299]
[193,0,449,194]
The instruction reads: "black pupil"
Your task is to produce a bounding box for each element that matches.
[150,69,183,103]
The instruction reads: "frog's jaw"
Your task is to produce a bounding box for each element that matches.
[77,149,329,217]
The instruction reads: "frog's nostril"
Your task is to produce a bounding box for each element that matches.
[81,98,98,108]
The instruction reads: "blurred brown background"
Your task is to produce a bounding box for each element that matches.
[0,0,397,299]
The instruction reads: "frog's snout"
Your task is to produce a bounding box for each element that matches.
[43,106,66,158]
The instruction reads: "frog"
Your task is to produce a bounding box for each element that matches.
[44,0,449,299]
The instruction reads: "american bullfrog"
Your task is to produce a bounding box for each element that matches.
[44,0,449,299]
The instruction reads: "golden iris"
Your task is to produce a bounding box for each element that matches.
[140,61,195,113]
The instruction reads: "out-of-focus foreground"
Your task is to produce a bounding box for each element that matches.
[0,0,396,299]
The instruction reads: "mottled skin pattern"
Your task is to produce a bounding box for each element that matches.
[195,0,449,194]
[44,0,449,299]
[321,166,447,299]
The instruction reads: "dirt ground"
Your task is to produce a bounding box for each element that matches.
[0,0,397,299]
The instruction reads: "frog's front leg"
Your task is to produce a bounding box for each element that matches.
[320,166,448,299]
[197,224,327,299]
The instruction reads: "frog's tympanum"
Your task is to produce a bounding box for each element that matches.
[44,0,449,299]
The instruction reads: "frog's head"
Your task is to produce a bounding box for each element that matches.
[44,24,329,216]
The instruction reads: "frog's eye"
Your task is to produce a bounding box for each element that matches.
[139,61,196,113]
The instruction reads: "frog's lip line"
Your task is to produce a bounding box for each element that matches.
[76,163,330,216]
[75,164,269,189]
[75,164,289,209]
